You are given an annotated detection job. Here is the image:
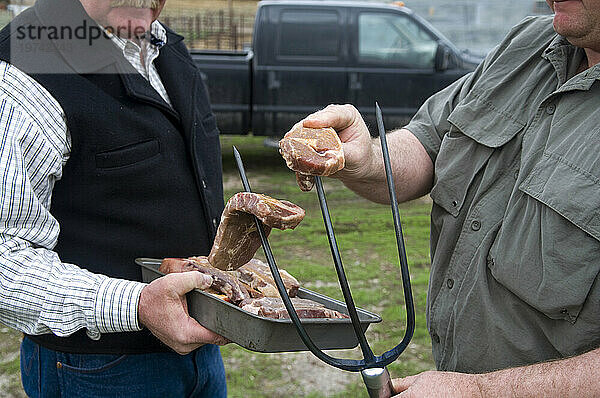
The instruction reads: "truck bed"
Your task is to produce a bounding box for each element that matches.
[191,50,253,134]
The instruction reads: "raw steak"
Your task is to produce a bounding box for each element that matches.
[208,193,305,270]
[159,257,200,273]
[159,257,250,303]
[160,257,348,320]
[239,297,349,319]
[234,258,299,298]
[279,126,345,191]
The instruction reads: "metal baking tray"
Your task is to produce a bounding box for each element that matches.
[137,258,382,353]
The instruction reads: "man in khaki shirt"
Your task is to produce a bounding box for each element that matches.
[293,0,600,396]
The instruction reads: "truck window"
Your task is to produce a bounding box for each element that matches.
[358,12,437,68]
[277,9,341,60]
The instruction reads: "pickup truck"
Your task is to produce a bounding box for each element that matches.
[192,0,483,136]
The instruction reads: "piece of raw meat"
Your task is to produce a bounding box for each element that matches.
[296,173,315,192]
[279,125,345,191]
[234,258,299,298]
[160,257,349,320]
[159,257,199,273]
[159,257,250,303]
[208,193,305,270]
[239,297,349,319]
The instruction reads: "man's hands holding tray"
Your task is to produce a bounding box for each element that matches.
[138,272,230,355]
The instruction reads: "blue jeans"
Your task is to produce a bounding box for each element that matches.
[20,337,226,398]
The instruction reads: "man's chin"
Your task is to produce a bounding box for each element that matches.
[553,14,587,38]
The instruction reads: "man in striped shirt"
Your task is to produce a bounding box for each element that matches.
[0,0,228,396]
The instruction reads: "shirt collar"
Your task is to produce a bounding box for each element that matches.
[148,21,168,48]
[542,33,600,86]
[542,34,572,60]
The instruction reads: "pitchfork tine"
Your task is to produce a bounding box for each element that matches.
[233,146,350,368]
[315,176,375,363]
[375,102,415,338]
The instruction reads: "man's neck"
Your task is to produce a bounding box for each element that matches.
[584,48,600,68]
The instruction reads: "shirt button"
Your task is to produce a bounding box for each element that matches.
[471,220,481,231]
[451,200,458,207]
[56,362,63,369]
[212,218,218,228]
[545,103,556,115]
[446,278,454,289]
[486,254,494,267]
[513,170,519,180]
[201,179,207,189]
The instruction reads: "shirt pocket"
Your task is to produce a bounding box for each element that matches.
[95,139,160,170]
[201,113,219,137]
[430,92,525,216]
[489,151,600,323]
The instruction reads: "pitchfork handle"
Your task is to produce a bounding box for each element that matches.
[361,367,394,398]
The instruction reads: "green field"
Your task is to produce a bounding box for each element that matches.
[0,135,435,397]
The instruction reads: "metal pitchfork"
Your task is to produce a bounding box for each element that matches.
[232,102,415,398]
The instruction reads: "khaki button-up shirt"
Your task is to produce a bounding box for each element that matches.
[405,16,600,373]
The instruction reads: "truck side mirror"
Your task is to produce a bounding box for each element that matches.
[434,43,452,71]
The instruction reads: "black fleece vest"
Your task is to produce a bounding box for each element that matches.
[0,0,224,353]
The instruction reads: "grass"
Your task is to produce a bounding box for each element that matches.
[0,135,435,397]
[0,327,26,398]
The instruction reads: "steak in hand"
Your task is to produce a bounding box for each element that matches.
[279,125,345,191]
[208,192,305,270]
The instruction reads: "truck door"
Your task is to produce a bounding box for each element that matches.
[349,8,462,129]
[252,6,348,136]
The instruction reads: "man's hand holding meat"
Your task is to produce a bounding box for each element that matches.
[299,104,433,204]
[284,0,600,396]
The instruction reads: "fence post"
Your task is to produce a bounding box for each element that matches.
[195,14,201,47]
[218,10,224,49]
[204,13,209,48]
[240,15,245,48]
[232,23,237,50]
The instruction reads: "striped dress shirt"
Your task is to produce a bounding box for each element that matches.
[105,22,172,106]
[0,21,173,340]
